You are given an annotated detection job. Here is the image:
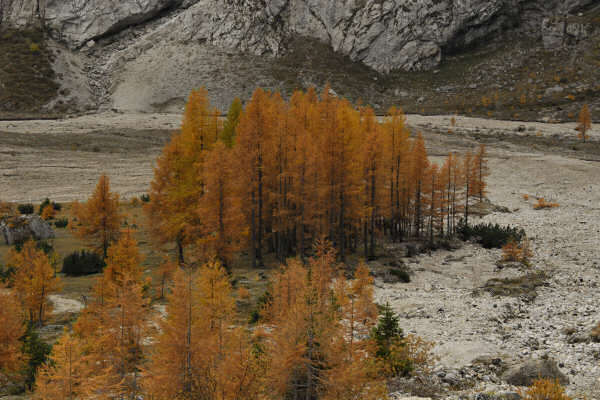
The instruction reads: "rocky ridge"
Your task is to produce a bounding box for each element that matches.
[1,0,597,73]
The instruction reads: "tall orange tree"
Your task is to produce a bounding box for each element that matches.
[143,260,260,399]
[70,233,149,398]
[146,88,219,265]
[473,144,489,202]
[0,287,26,382]
[7,241,61,326]
[235,88,275,267]
[73,173,122,259]
[577,103,592,142]
[199,141,244,267]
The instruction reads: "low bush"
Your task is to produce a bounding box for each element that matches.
[61,250,105,276]
[389,267,411,283]
[54,218,68,228]
[534,198,559,210]
[38,198,61,214]
[502,237,533,265]
[140,194,150,203]
[17,204,34,215]
[518,378,571,400]
[458,220,525,249]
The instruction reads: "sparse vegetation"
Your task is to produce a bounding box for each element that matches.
[534,198,560,210]
[519,379,572,400]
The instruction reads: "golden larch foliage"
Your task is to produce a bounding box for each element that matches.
[0,287,26,378]
[577,103,592,142]
[8,241,61,326]
[72,174,122,259]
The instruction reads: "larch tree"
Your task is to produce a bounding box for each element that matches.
[410,133,430,237]
[473,144,489,202]
[34,333,96,400]
[146,88,218,265]
[8,241,61,326]
[220,97,243,148]
[463,151,477,226]
[0,287,26,380]
[69,233,150,398]
[577,103,592,143]
[143,260,253,400]
[383,106,410,241]
[73,174,122,259]
[235,88,274,267]
[198,141,244,267]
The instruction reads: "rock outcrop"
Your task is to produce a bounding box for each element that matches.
[0,214,55,245]
[502,357,569,387]
[1,0,184,48]
[1,0,596,72]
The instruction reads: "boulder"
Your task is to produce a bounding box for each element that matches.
[502,357,569,386]
[0,215,55,245]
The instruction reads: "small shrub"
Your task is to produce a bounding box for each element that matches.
[390,268,411,283]
[38,198,61,214]
[61,250,105,276]
[458,220,525,249]
[130,197,140,207]
[29,42,40,52]
[501,237,533,265]
[140,194,150,203]
[54,218,68,228]
[371,303,412,377]
[518,379,571,400]
[534,198,559,210]
[40,204,55,220]
[18,204,34,215]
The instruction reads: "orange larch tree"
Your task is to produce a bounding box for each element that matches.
[0,287,26,381]
[72,173,122,259]
[146,88,219,265]
[235,88,275,267]
[577,103,592,142]
[473,144,489,202]
[410,133,430,237]
[8,241,61,326]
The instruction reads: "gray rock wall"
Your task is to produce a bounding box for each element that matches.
[1,0,595,72]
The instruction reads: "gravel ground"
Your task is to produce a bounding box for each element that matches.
[377,146,600,398]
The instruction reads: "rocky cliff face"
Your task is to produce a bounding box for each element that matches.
[1,0,596,73]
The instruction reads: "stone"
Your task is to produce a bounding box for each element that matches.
[502,357,569,386]
[2,0,595,73]
[0,215,55,245]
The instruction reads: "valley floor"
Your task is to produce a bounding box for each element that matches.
[1,113,599,397]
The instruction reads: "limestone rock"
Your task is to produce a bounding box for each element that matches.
[502,357,569,386]
[0,215,55,245]
[1,0,185,48]
[1,0,595,72]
